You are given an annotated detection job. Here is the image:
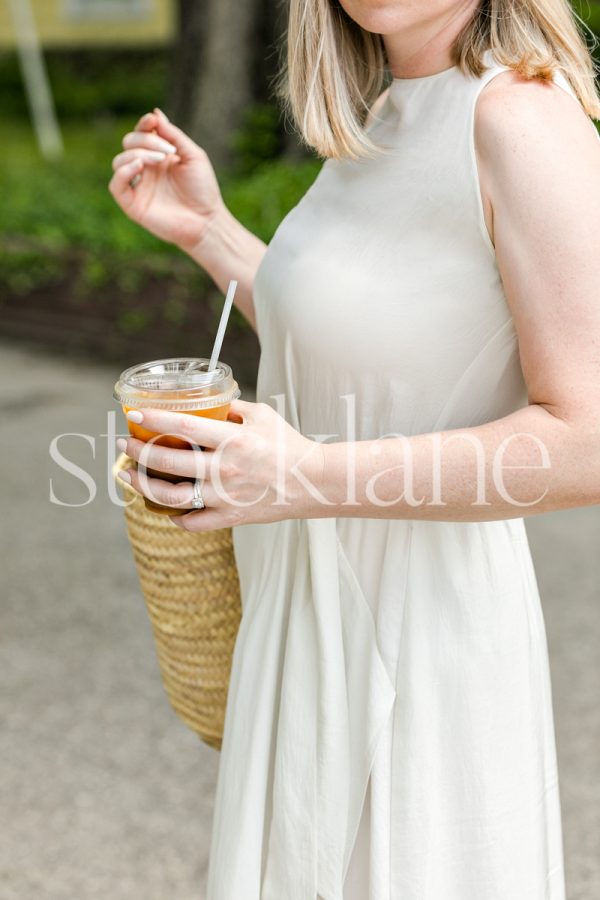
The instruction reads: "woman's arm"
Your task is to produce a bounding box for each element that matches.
[313,73,600,521]
[183,205,267,334]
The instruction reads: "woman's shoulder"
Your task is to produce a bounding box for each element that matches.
[473,64,600,260]
[474,66,599,159]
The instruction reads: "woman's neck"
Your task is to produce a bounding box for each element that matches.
[383,0,479,79]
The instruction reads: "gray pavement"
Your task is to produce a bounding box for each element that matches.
[0,341,598,899]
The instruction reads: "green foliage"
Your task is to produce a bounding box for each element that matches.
[162,295,188,326]
[116,308,154,336]
[0,115,321,245]
[0,240,64,295]
[571,1,600,38]
[0,47,317,360]
[223,158,322,243]
[0,116,322,341]
[231,103,283,177]
[0,49,168,120]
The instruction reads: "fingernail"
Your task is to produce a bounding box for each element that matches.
[147,150,167,161]
[155,107,169,122]
[155,138,177,154]
[167,515,183,526]
[117,470,132,484]
[126,410,144,423]
[116,438,127,452]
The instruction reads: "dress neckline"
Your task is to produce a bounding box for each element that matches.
[388,48,497,91]
[390,63,457,86]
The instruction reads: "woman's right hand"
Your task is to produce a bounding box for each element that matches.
[109,108,224,253]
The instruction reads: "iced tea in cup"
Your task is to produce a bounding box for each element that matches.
[113,357,241,516]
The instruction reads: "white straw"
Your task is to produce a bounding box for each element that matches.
[208,279,237,373]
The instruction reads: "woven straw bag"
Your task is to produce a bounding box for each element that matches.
[112,452,242,750]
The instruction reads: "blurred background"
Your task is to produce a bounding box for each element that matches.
[0,0,325,386]
[0,1,598,898]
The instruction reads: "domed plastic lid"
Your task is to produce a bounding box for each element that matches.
[113,357,241,410]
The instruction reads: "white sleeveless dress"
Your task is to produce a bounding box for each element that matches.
[206,49,586,899]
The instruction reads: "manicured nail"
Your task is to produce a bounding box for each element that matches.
[167,515,183,526]
[155,138,176,154]
[116,438,127,452]
[155,107,169,122]
[146,150,167,161]
[126,410,144,423]
[117,470,131,484]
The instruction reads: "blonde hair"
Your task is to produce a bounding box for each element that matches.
[278,0,600,160]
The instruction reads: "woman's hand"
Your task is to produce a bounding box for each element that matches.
[108,107,225,253]
[116,399,329,531]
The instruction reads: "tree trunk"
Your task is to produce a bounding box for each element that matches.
[260,0,314,162]
[189,0,262,172]
[166,0,208,131]
[167,0,305,171]
[256,0,287,96]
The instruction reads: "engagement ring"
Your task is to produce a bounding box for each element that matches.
[191,479,206,510]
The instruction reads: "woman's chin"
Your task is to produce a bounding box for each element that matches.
[337,1,415,36]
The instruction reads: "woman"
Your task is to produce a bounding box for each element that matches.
[110,1,600,898]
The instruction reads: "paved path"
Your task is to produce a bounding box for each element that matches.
[0,342,597,899]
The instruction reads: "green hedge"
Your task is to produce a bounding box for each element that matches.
[0,49,169,120]
[0,117,321,332]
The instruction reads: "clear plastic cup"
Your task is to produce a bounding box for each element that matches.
[113,357,241,516]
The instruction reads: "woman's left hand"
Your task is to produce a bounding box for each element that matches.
[117,399,328,531]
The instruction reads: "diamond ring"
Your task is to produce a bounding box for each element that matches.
[191,478,206,510]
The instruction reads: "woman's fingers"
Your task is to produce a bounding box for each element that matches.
[227,398,261,422]
[133,110,160,132]
[108,157,144,201]
[121,436,207,479]
[151,107,205,162]
[124,468,211,511]
[122,130,177,156]
[111,148,170,171]
[129,108,203,163]
[170,508,231,532]
[125,408,239,450]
